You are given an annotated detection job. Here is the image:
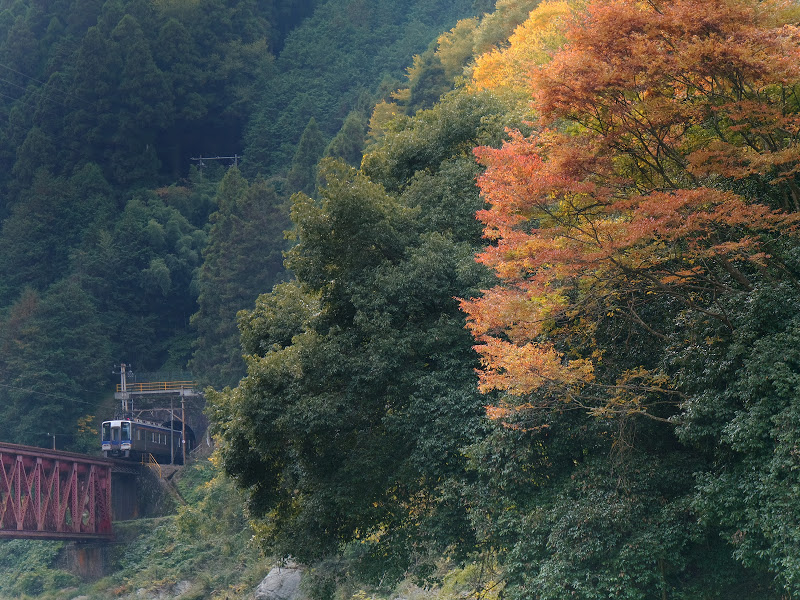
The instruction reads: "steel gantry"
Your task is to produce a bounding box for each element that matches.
[0,442,113,540]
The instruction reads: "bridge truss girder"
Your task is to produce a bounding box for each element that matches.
[0,443,113,540]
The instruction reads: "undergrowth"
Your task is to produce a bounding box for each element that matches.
[0,456,270,600]
[0,455,501,600]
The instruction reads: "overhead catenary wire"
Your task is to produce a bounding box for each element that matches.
[0,62,93,115]
[0,84,74,115]
[0,88,40,110]
[0,61,87,105]
[3,78,77,106]
[0,381,105,407]
[0,62,51,88]
[0,78,72,111]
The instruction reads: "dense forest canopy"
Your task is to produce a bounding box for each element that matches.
[4,0,800,598]
[210,0,800,598]
[0,0,482,444]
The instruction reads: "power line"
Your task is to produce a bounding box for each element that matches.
[0,88,39,111]
[0,75,73,108]
[0,63,94,115]
[0,75,35,95]
[0,62,50,87]
[0,381,105,407]
[0,83,74,116]
[0,61,86,104]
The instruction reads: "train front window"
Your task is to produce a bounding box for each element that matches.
[102,423,111,442]
[111,427,120,442]
[121,422,131,441]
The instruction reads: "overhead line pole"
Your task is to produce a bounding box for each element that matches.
[189,154,240,168]
[170,396,174,466]
[181,397,186,465]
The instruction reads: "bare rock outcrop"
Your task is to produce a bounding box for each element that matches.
[254,563,303,600]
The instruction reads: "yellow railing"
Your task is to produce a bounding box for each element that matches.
[142,453,162,479]
[116,381,195,393]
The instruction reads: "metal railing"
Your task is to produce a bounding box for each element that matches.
[142,453,162,479]
[116,381,195,393]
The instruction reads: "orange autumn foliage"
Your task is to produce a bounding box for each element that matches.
[462,0,800,420]
[470,0,571,94]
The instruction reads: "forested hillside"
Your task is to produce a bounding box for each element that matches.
[0,0,479,443]
[210,0,800,598]
[4,0,800,599]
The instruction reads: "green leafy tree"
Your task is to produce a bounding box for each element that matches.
[106,14,172,185]
[73,190,206,370]
[0,15,38,85]
[191,167,290,388]
[209,87,522,582]
[242,0,479,174]
[674,282,800,595]
[401,43,453,114]
[11,127,56,185]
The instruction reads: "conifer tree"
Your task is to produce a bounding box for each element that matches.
[324,110,367,168]
[0,279,110,447]
[191,167,289,388]
[286,117,326,196]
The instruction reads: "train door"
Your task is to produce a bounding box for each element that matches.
[101,421,121,456]
[120,421,132,457]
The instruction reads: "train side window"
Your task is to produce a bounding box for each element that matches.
[137,430,142,441]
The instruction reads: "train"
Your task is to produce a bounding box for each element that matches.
[101,417,184,464]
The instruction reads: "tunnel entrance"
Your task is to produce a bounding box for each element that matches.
[161,420,196,455]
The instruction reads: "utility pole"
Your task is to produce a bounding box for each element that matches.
[113,363,131,415]
[170,396,174,465]
[181,397,186,465]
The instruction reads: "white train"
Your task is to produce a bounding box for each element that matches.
[101,418,183,464]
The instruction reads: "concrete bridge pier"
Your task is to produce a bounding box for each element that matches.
[111,462,177,521]
[112,471,140,521]
[59,542,111,580]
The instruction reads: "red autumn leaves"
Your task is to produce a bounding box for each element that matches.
[462,0,800,419]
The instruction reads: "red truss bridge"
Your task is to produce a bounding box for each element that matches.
[0,442,113,540]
